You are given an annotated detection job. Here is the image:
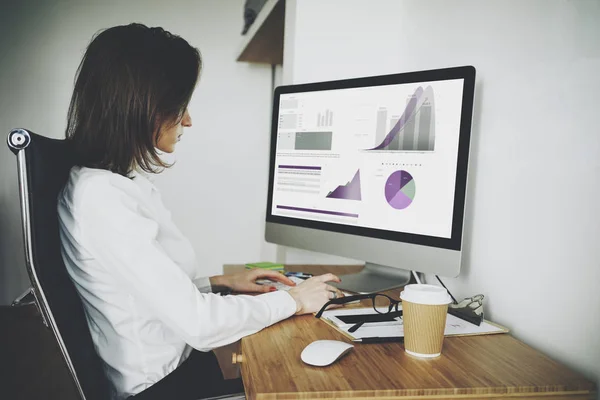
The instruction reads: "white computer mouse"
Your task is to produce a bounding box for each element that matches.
[300,340,354,367]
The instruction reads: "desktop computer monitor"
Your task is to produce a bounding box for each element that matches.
[265,66,476,293]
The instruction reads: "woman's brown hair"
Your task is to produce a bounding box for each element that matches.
[66,23,201,176]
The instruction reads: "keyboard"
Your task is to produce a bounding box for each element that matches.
[256,276,304,291]
[257,276,358,302]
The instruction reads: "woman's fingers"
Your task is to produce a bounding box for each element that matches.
[283,273,345,315]
[249,282,276,293]
[256,270,296,286]
[312,273,341,284]
[324,285,344,300]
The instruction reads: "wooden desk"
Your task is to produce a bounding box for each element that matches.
[224,265,596,399]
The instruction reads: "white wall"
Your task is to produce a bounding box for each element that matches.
[283,0,600,390]
[0,0,275,304]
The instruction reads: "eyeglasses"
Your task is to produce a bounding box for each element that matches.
[315,293,402,318]
[315,293,402,331]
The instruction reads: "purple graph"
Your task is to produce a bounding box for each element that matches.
[385,170,416,210]
[369,85,435,151]
[326,170,361,201]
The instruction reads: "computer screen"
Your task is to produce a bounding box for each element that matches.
[265,66,475,292]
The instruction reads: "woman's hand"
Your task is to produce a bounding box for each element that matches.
[210,269,297,294]
[287,273,344,315]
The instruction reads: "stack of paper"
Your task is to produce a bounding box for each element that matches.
[321,306,508,339]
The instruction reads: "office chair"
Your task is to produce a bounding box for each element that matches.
[7,128,245,400]
[7,128,112,400]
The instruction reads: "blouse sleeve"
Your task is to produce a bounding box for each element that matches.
[78,178,297,351]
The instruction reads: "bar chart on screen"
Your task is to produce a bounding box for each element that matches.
[369,86,436,152]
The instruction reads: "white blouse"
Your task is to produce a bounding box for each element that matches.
[58,166,296,399]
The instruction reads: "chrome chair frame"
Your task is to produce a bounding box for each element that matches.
[8,128,96,400]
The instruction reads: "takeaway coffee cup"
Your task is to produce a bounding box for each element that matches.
[400,284,452,358]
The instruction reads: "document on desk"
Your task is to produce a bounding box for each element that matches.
[321,307,508,339]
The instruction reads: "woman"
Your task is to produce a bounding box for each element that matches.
[58,23,344,400]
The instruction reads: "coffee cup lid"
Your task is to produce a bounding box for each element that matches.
[400,284,452,305]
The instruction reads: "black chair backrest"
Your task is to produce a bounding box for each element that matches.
[8,129,111,400]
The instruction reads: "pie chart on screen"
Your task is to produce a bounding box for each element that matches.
[385,170,416,210]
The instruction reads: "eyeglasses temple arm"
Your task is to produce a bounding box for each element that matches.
[314,294,373,318]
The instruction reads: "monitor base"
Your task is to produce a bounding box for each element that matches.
[332,263,412,294]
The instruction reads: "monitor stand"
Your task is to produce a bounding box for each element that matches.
[332,263,412,294]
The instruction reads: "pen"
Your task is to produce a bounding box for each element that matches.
[284,271,313,279]
[352,337,404,344]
